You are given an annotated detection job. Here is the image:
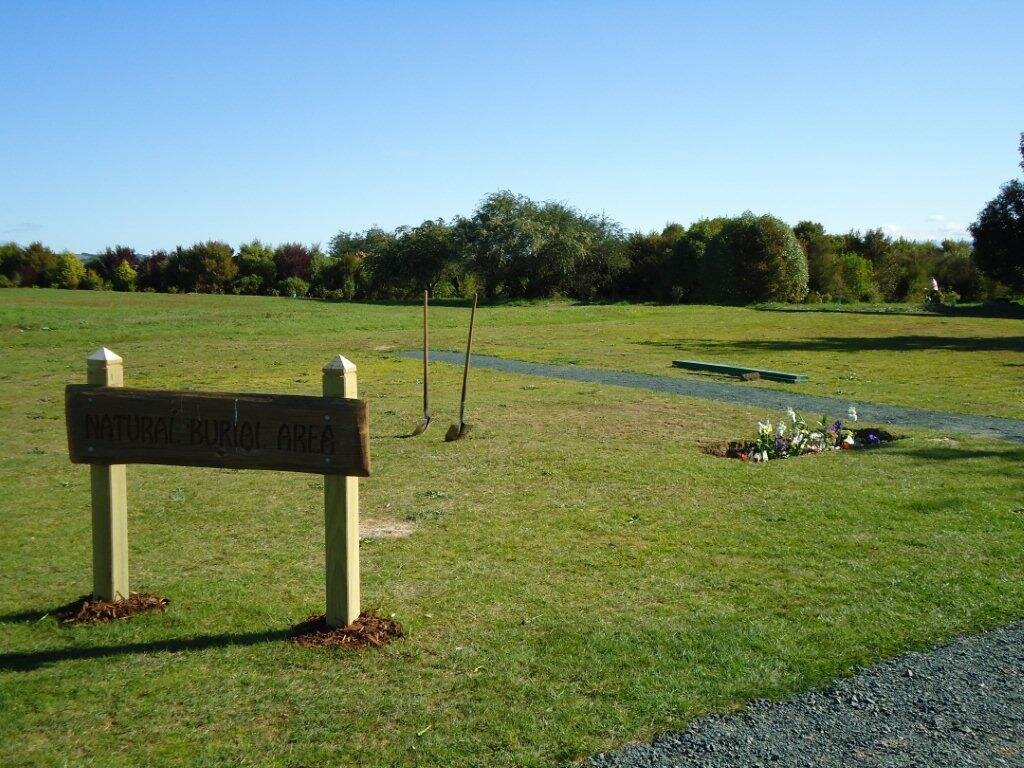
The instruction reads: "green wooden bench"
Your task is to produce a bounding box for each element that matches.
[672,359,808,383]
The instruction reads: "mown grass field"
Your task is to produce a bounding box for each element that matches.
[1,290,1022,767]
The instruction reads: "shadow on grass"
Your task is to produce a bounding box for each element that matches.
[640,336,1024,354]
[901,445,1024,462]
[754,301,1024,319]
[0,629,293,672]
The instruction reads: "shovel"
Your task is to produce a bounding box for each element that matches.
[410,290,432,436]
[445,293,477,442]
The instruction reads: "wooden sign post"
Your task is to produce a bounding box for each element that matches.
[68,348,370,627]
[87,348,129,601]
[323,355,360,626]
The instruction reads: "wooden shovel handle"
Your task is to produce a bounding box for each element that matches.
[458,294,477,425]
[422,290,430,418]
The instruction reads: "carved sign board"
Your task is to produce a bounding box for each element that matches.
[66,386,370,476]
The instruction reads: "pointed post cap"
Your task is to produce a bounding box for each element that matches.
[87,347,122,365]
[323,354,356,373]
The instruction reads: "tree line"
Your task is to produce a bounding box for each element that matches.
[4,138,1022,305]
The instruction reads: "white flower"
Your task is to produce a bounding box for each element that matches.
[786,407,797,423]
[847,406,858,422]
[843,435,854,446]
[758,420,771,435]
[931,277,939,291]
[776,423,786,437]
[760,451,769,462]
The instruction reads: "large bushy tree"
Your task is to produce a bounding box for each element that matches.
[701,214,808,303]
[54,252,85,289]
[362,219,461,299]
[167,241,237,293]
[89,246,140,283]
[459,191,627,300]
[970,134,1024,293]
[234,240,277,294]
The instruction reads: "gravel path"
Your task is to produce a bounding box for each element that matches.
[586,622,1024,768]
[398,351,1024,443]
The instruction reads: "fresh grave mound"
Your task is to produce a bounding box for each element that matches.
[56,592,170,625]
[289,610,403,649]
[702,428,895,460]
[701,407,897,462]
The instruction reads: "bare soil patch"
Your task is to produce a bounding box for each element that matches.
[361,519,416,540]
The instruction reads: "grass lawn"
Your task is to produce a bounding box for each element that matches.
[1,289,1023,767]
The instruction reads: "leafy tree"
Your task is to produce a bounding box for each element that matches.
[560,213,628,301]
[89,246,141,283]
[459,191,627,300]
[136,251,170,292]
[167,241,237,293]
[0,242,25,284]
[278,276,309,298]
[274,243,319,282]
[674,217,729,302]
[55,252,85,289]
[112,259,138,291]
[80,269,106,290]
[11,242,60,286]
[360,220,461,299]
[460,191,541,298]
[970,134,1024,293]
[235,240,277,292]
[702,214,808,303]
[933,240,987,301]
[834,252,877,302]
[794,221,842,298]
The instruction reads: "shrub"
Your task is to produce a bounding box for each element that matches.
[54,252,86,289]
[0,275,13,288]
[234,274,265,295]
[278,276,309,297]
[137,251,170,292]
[0,242,25,284]
[834,252,877,302]
[235,240,277,292]
[12,242,60,287]
[702,214,809,304]
[274,243,316,282]
[167,241,237,293]
[112,259,138,291]
[312,251,363,300]
[80,269,106,290]
[90,246,141,283]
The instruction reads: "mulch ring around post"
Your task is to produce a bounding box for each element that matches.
[289,610,403,650]
[56,592,171,625]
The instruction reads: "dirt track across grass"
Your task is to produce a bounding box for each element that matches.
[586,622,1024,768]
[401,351,1024,443]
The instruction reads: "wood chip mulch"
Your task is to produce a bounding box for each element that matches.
[56,592,171,625]
[289,610,403,649]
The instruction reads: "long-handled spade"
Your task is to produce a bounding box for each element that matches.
[445,293,478,442]
[410,290,432,436]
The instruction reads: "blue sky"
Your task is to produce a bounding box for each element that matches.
[2,1,1022,252]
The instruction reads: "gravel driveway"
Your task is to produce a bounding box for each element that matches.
[587,623,1024,768]
[399,351,1024,443]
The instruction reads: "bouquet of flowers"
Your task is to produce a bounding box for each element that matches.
[746,406,859,462]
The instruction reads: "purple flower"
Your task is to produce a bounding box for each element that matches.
[867,433,881,445]
[832,420,843,433]
[775,437,788,453]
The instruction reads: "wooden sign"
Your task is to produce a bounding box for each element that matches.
[66,385,370,476]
